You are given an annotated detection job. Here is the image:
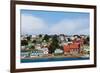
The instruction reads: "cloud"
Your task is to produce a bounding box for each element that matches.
[76,28,89,35]
[49,18,89,35]
[21,14,89,35]
[21,14,48,35]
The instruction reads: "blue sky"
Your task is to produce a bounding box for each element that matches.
[21,9,90,35]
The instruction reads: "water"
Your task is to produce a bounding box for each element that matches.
[21,57,89,63]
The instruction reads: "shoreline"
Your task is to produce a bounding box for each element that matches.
[21,54,89,60]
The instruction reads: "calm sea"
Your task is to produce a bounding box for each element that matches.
[21,57,89,63]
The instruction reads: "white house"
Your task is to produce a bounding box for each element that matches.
[41,47,49,55]
[54,49,63,54]
[21,46,26,50]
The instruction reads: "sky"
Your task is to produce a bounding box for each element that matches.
[21,9,90,35]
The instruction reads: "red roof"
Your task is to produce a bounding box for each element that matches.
[63,43,80,52]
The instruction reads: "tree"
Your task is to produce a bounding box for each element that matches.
[48,35,60,54]
[27,35,31,41]
[84,36,90,45]
[86,36,89,42]
[30,45,35,50]
[39,34,42,38]
[32,40,36,44]
[42,34,50,42]
[67,38,71,42]
[21,40,28,46]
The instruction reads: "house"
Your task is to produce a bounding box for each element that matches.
[41,46,49,55]
[72,37,84,46]
[21,46,26,50]
[31,35,36,38]
[21,52,30,58]
[59,34,65,42]
[35,44,49,55]
[35,44,41,50]
[21,35,28,40]
[54,49,63,54]
[63,42,80,55]
[63,43,70,53]
[30,50,44,57]
[69,43,80,54]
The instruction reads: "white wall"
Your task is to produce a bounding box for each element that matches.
[0,0,100,73]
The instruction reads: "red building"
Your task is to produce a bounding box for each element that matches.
[63,37,85,54]
[63,43,80,54]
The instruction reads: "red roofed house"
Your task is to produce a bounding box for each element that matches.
[63,43,80,55]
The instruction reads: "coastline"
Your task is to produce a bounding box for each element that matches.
[21,55,89,63]
[21,54,89,60]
